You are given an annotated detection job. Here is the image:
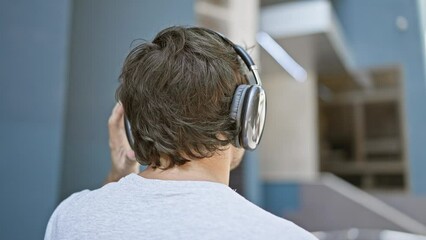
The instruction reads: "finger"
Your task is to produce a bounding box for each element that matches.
[118,103,133,151]
[108,103,130,149]
[117,103,125,131]
[108,102,122,128]
[116,101,124,116]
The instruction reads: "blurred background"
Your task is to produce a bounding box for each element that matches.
[1,0,426,239]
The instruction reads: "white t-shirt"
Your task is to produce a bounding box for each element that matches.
[45,173,317,240]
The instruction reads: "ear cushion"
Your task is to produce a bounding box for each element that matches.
[230,85,250,147]
[230,85,250,121]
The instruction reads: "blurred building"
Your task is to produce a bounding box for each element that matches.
[196,0,426,235]
[1,0,426,239]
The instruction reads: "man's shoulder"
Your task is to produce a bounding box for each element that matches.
[55,189,91,215]
[44,189,91,240]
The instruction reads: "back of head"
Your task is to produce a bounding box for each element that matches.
[116,26,247,169]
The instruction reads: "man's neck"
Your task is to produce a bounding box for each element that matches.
[139,151,232,185]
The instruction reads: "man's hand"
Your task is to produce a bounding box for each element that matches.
[105,102,140,184]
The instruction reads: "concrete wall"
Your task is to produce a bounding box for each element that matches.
[333,0,426,195]
[374,193,426,225]
[0,0,71,239]
[60,0,195,199]
[274,176,426,234]
[286,183,408,232]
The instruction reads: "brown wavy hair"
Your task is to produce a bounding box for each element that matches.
[116,26,247,169]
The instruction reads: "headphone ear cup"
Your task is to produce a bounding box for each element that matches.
[230,85,250,147]
[239,85,266,150]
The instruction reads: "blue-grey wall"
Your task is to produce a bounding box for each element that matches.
[0,0,194,239]
[333,0,426,195]
[0,0,71,239]
[60,0,195,199]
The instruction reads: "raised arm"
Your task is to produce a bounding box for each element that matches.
[105,102,140,184]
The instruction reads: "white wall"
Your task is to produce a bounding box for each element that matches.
[259,70,319,181]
